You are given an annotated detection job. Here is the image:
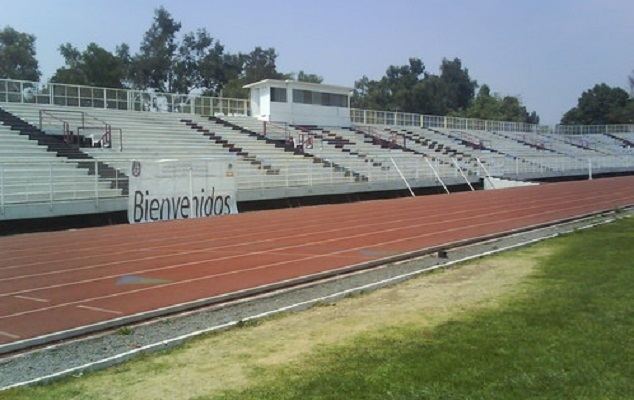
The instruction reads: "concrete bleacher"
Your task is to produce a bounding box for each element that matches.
[329,126,451,179]
[2,98,633,221]
[0,123,121,205]
[223,116,464,181]
[189,115,358,187]
[2,104,327,196]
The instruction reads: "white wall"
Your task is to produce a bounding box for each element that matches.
[250,88,260,116]
[269,101,351,127]
[484,177,540,190]
[249,83,351,127]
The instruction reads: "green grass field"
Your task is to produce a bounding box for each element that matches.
[3,216,634,400]
[210,218,634,400]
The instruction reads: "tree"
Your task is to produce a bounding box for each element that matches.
[561,83,633,125]
[352,58,426,112]
[115,43,132,87]
[351,57,480,116]
[629,70,633,97]
[0,26,40,81]
[222,47,287,98]
[353,57,537,122]
[439,58,477,112]
[460,85,540,124]
[130,7,181,91]
[412,75,449,115]
[51,43,126,88]
[296,70,322,83]
[172,29,228,94]
[243,47,286,83]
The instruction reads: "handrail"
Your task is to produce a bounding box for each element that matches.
[424,157,450,194]
[38,108,123,150]
[0,78,250,116]
[263,120,291,138]
[39,110,74,144]
[451,158,474,191]
[40,108,85,125]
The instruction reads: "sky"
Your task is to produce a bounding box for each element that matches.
[1,0,633,124]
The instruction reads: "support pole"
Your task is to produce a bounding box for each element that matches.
[425,157,450,194]
[451,158,474,191]
[588,159,593,180]
[476,157,495,189]
[390,157,415,197]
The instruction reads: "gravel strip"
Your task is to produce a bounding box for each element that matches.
[0,209,630,390]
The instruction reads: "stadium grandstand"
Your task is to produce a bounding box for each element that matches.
[1,77,633,222]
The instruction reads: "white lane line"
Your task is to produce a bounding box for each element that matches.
[0,197,627,321]
[0,192,522,279]
[0,215,616,392]
[0,192,438,264]
[0,183,592,270]
[0,331,20,340]
[1,178,625,261]
[76,305,122,315]
[14,295,49,303]
[0,189,628,300]
[2,184,621,284]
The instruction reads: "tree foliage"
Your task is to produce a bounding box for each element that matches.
[462,85,540,124]
[129,6,182,91]
[172,29,228,95]
[221,47,289,98]
[352,57,480,116]
[561,83,634,125]
[296,70,323,84]
[2,7,549,126]
[0,26,40,81]
[439,58,476,111]
[51,43,126,87]
[351,57,537,122]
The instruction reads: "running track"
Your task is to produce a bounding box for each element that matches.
[1,176,634,350]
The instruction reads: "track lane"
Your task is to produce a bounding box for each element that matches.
[1,176,633,346]
[1,186,626,296]
[0,179,623,279]
[0,176,619,262]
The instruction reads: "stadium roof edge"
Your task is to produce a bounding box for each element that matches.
[243,79,353,94]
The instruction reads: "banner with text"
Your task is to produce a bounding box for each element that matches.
[128,160,238,224]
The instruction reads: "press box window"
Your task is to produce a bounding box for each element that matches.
[292,89,349,107]
[270,87,287,102]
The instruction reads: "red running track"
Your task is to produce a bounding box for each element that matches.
[1,176,634,349]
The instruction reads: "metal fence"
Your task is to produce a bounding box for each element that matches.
[3,78,634,136]
[4,153,633,215]
[0,79,249,116]
[0,160,127,214]
[350,108,551,133]
[554,124,634,135]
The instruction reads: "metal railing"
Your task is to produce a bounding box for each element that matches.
[350,108,551,133]
[554,124,634,135]
[4,78,634,136]
[0,78,250,117]
[38,108,123,150]
[2,152,634,216]
[0,160,126,215]
[262,120,291,139]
